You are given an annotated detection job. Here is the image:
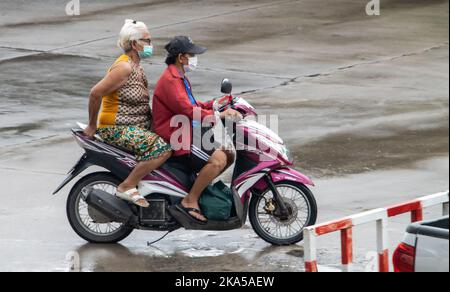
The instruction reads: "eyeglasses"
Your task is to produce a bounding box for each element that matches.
[139,39,152,45]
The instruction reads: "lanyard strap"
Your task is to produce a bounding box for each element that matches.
[183,78,200,127]
[183,78,197,106]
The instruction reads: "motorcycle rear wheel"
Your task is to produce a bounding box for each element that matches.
[67,172,134,243]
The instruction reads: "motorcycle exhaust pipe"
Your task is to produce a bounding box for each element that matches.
[84,188,138,225]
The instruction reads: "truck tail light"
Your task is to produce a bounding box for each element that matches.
[393,243,416,272]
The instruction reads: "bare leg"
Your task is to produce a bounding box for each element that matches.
[220,149,235,175]
[182,150,232,221]
[117,151,172,205]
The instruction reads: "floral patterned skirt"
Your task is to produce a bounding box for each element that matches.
[97,125,172,161]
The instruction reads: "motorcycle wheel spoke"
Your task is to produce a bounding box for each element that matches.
[76,181,123,236]
[255,184,312,240]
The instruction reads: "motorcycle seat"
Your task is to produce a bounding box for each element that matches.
[160,157,197,190]
[74,129,196,189]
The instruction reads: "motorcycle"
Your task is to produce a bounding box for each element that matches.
[53,79,317,245]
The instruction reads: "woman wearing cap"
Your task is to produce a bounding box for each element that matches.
[83,19,172,208]
[152,36,242,223]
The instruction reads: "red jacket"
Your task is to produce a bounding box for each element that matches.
[152,65,214,156]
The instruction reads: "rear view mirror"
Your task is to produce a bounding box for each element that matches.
[221,78,233,94]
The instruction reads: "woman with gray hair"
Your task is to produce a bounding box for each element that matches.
[84,19,172,208]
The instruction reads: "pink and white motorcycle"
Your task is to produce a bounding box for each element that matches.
[54,79,317,245]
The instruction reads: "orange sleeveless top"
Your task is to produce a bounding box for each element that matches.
[98,54,152,129]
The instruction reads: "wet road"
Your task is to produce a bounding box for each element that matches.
[0,0,448,271]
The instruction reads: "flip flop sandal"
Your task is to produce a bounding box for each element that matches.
[116,188,149,208]
[175,204,208,225]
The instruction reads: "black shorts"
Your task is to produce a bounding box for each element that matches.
[175,126,234,173]
[170,126,217,173]
[189,144,216,173]
[189,126,219,173]
[169,145,214,174]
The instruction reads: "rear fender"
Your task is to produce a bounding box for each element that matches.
[53,150,132,195]
[53,154,91,195]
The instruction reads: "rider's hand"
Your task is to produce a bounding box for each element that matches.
[84,124,97,138]
[220,109,243,121]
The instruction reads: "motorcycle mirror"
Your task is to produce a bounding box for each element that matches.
[221,78,233,94]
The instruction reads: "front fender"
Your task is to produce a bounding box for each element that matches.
[270,168,315,186]
[243,167,314,203]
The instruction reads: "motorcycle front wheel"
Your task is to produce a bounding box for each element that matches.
[249,181,317,245]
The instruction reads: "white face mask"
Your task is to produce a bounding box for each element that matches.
[184,55,198,72]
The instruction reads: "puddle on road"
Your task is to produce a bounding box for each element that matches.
[0,53,104,147]
[67,242,306,272]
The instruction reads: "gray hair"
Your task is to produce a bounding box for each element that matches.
[117,19,148,52]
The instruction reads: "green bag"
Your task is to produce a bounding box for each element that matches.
[199,181,233,221]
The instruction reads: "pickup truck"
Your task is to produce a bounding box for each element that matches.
[393,216,449,272]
